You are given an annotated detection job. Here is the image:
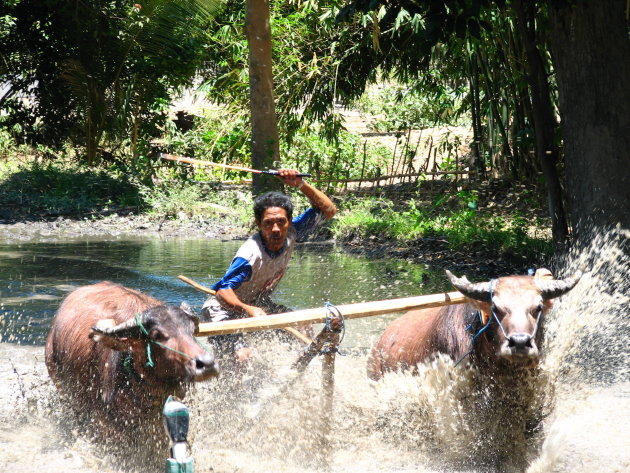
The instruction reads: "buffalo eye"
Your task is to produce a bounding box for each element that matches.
[149,329,169,343]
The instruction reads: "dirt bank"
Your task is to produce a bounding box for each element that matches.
[0,211,247,243]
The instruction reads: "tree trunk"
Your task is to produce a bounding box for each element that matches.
[468,51,486,179]
[245,0,281,194]
[548,0,630,243]
[477,48,515,176]
[514,0,569,250]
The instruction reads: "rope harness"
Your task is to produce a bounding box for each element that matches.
[134,312,196,368]
[454,279,543,367]
[320,301,345,355]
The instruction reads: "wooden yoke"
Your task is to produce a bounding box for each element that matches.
[195,291,467,336]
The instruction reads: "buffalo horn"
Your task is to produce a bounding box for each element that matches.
[180,301,200,329]
[91,311,150,339]
[445,270,492,302]
[536,270,583,300]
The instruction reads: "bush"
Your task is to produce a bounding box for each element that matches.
[331,194,551,260]
[0,159,142,217]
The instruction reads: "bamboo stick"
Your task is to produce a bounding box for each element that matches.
[310,170,471,185]
[160,153,310,177]
[196,291,466,336]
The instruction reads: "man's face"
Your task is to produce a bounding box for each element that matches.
[257,206,290,253]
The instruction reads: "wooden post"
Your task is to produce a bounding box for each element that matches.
[320,339,337,463]
[358,140,367,191]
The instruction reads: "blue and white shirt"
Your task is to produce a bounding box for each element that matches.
[203,208,325,320]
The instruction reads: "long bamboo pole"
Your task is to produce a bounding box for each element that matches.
[196,291,466,336]
[160,153,310,177]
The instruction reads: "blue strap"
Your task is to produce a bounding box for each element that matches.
[134,312,195,368]
[455,310,492,367]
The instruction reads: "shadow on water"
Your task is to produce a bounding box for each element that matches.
[0,229,628,473]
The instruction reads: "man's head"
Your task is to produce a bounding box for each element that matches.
[254,192,293,253]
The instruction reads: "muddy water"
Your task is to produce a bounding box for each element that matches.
[1,231,628,473]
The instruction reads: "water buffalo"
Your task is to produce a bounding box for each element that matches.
[45,281,218,446]
[367,268,583,470]
[368,268,583,380]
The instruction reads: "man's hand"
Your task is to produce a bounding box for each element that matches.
[216,288,267,317]
[276,168,337,220]
[276,169,303,188]
[243,305,267,318]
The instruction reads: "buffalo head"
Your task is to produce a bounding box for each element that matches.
[91,302,218,386]
[446,268,583,364]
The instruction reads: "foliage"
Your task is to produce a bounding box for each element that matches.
[0,158,142,217]
[198,0,547,186]
[158,108,394,185]
[331,193,552,259]
[201,0,378,142]
[159,105,251,179]
[0,0,219,165]
[354,82,469,132]
[279,124,392,186]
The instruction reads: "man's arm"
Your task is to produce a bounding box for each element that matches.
[215,288,266,318]
[277,169,336,219]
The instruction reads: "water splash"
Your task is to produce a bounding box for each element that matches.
[526,227,630,472]
[0,228,628,472]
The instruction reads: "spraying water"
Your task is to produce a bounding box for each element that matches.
[0,229,628,472]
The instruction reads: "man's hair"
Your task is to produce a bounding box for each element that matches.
[253,192,293,222]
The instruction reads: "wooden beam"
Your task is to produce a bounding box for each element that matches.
[196,291,466,336]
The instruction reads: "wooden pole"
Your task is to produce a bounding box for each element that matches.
[320,334,338,462]
[196,291,466,336]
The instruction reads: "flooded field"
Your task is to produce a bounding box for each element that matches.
[1,229,628,473]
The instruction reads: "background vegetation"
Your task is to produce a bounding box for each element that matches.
[1,0,628,260]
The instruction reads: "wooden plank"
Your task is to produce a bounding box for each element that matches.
[196,291,466,336]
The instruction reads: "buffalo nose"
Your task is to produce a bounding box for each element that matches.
[508,333,532,350]
[195,352,218,373]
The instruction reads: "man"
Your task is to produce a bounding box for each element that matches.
[202,169,336,363]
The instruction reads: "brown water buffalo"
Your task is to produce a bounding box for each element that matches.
[45,281,218,444]
[368,268,583,380]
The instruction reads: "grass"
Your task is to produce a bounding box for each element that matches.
[0,158,143,218]
[0,153,552,261]
[331,196,552,260]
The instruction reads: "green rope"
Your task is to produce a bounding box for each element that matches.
[134,312,196,368]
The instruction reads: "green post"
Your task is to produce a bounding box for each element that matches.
[163,396,195,473]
